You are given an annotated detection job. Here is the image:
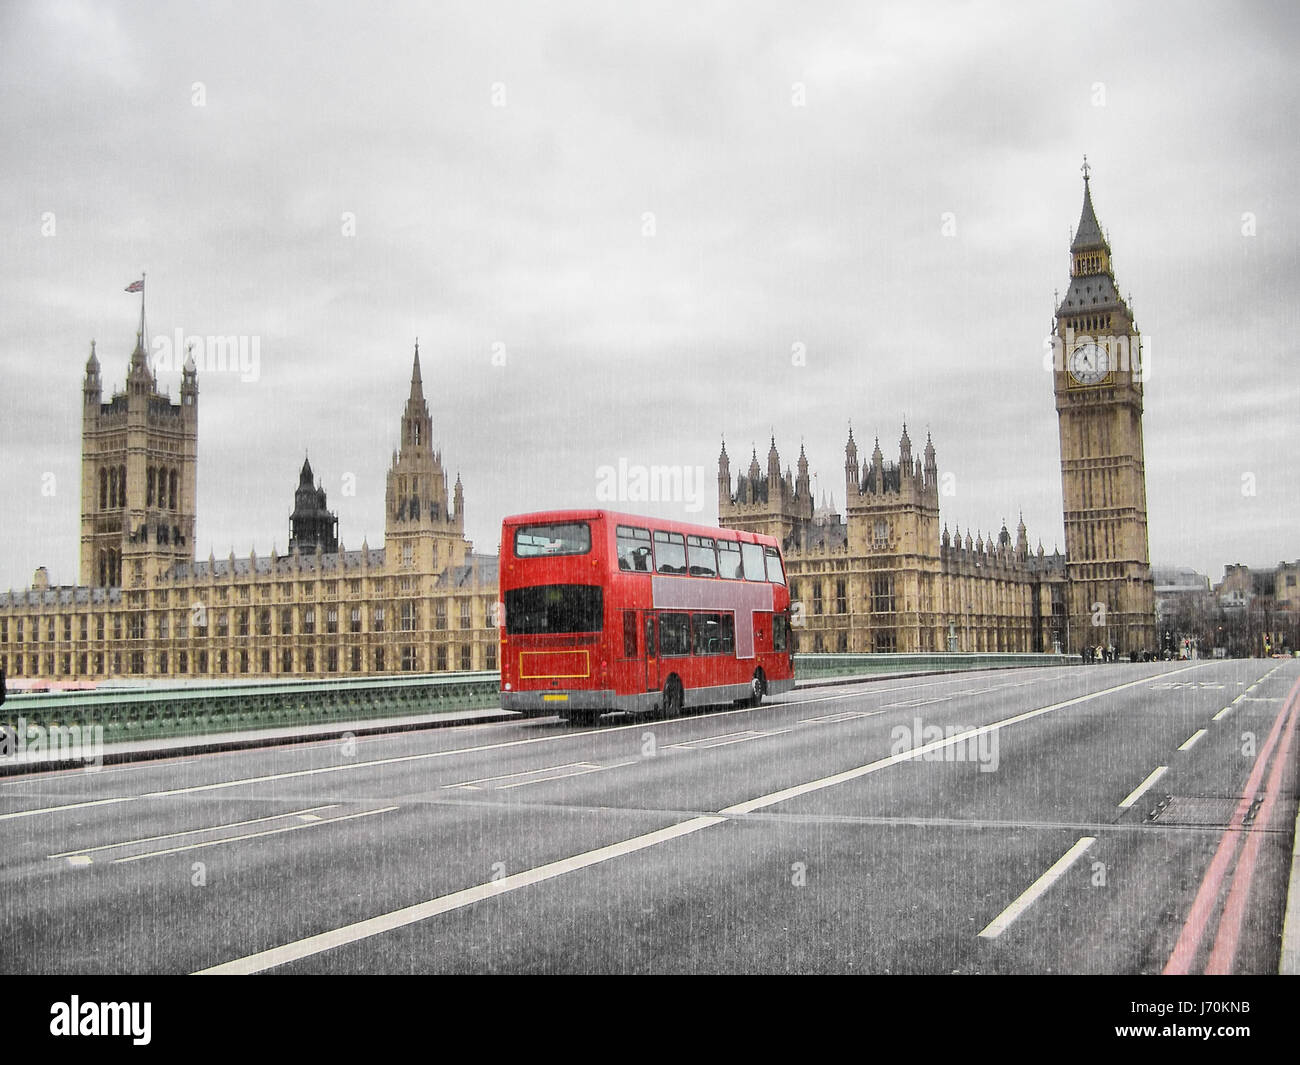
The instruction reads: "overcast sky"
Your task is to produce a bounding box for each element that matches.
[2,0,1297,590]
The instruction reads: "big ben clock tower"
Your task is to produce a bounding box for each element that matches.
[1054,159,1156,654]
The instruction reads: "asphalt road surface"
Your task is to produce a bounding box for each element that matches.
[2,659,1297,975]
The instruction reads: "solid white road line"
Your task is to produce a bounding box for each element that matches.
[441,762,599,790]
[978,837,1096,939]
[1178,729,1207,752]
[0,795,137,822]
[1118,766,1167,810]
[1213,706,1233,721]
[721,665,1206,816]
[114,806,398,863]
[47,805,339,858]
[192,814,726,974]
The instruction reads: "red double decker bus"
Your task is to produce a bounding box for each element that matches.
[499,509,795,723]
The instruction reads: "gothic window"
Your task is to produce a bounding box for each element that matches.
[147,468,155,507]
[118,465,126,506]
[99,468,108,510]
[169,469,178,509]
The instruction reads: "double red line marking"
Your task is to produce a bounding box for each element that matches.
[1164,673,1300,975]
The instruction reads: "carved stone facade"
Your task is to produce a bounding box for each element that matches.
[718,169,1156,655]
[1,343,498,682]
[719,429,1068,654]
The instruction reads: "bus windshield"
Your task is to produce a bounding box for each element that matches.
[504,584,603,634]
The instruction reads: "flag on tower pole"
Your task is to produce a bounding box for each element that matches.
[125,279,144,293]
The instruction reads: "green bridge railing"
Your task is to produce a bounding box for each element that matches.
[794,651,1072,679]
[0,672,500,745]
[0,652,1073,746]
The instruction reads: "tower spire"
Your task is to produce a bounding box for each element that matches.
[1072,160,1108,253]
[410,338,424,398]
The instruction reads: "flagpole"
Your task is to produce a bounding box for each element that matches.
[139,273,147,357]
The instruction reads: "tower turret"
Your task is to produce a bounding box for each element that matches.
[766,435,782,494]
[83,341,101,406]
[718,439,732,510]
[844,427,859,498]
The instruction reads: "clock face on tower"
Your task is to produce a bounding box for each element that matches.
[1068,341,1110,385]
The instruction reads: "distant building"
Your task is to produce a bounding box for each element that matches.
[719,431,1067,653]
[718,167,1157,655]
[0,342,498,682]
[1153,565,1213,623]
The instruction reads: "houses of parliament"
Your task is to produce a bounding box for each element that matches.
[0,168,1155,683]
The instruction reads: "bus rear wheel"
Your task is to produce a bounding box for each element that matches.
[661,677,683,719]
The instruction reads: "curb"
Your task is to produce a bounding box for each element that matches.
[0,707,517,776]
[1281,795,1300,975]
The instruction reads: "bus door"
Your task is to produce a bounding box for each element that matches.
[643,613,660,694]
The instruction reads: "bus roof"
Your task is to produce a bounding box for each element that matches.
[501,509,782,549]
